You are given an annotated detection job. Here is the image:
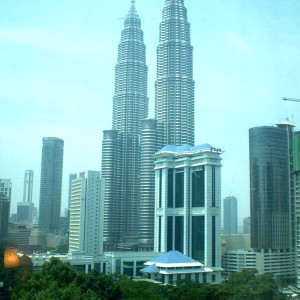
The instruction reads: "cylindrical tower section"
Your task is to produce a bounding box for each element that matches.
[139,119,157,249]
[249,126,291,250]
[101,130,122,250]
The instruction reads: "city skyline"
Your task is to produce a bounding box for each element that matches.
[1,0,299,222]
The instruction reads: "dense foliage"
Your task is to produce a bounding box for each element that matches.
[0,254,288,300]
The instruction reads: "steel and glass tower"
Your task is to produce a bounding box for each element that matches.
[223,196,238,234]
[39,137,64,234]
[139,0,194,250]
[155,0,194,148]
[101,1,148,249]
[249,122,296,282]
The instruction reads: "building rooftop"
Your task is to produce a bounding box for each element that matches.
[144,250,203,268]
[157,144,222,155]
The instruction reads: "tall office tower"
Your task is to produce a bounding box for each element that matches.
[101,2,148,250]
[23,170,33,203]
[69,171,103,256]
[138,0,194,251]
[243,217,251,234]
[39,137,64,234]
[249,122,296,283]
[294,131,300,287]
[68,174,76,209]
[0,179,12,239]
[154,145,223,283]
[155,0,194,147]
[223,196,238,234]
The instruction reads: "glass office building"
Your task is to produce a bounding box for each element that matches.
[249,123,296,282]
[154,144,223,283]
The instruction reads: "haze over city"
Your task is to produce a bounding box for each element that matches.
[0,0,299,224]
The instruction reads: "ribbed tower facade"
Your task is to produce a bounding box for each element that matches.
[155,0,194,147]
[139,0,195,250]
[39,137,64,234]
[101,2,148,250]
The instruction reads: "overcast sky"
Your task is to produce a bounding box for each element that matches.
[0,0,299,224]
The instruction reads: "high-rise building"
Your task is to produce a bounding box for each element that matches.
[294,131,300,287]
[249,122,296,282]
[0,179,12,240]
[38,137,64,234]
[139,0,195,250]
[154,144,223,283]
[68,174,76,209]
[23,170,33,203]
[17,202,34,224]
[243,217,250,234]
[101,2,148,250]
[17,170,35,224]
[155,0,194,148]
[69,171,103,256]
[223,196,238,234]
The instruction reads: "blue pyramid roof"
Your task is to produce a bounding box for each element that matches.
[148,251,198,264]
[140,264,159,273]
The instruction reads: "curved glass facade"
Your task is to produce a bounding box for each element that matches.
[249,126,291,250]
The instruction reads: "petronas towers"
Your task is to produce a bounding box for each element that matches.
[101,0,194,251]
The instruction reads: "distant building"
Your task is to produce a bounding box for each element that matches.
[223,196,238,234]
[0,179,12,240]
[294,131,300,287]
[250,121,296,283]
[23,170,33,203]
[221,234,251,255]
[243,217,250,234]
[7,223,31,251]
[154,144,223,283]
[17,202,34,224]
[38,137,64,234]
[69,171,103,256]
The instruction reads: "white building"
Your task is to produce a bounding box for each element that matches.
[222,249,295,280]
[153,144,223,283]
[69,171,103,256]
[141,250,217,285]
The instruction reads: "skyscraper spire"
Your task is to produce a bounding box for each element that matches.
[139,0,194,251]
[155,0,194,147]
[101,2,148,250]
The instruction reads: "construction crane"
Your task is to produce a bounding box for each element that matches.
[282,97,300,102]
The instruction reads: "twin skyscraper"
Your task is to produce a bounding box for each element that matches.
[101,0,195,251]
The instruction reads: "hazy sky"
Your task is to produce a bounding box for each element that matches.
[0,0,299,224]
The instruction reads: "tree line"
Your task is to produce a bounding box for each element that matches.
[0,254,288,300]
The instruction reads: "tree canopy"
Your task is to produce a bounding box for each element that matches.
[0,253,288,300]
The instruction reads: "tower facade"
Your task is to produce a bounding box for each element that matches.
[154,145,223,283]
[138,0,195,250]
[23,170,33,203]
[249,123,296,282]
[294,131,300,287]
[155,0,194,147]
[39,137,64,234]
[223,196,238,234]
[69,171,103,256]
[0,179,12,240]
[101,2,148,250]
